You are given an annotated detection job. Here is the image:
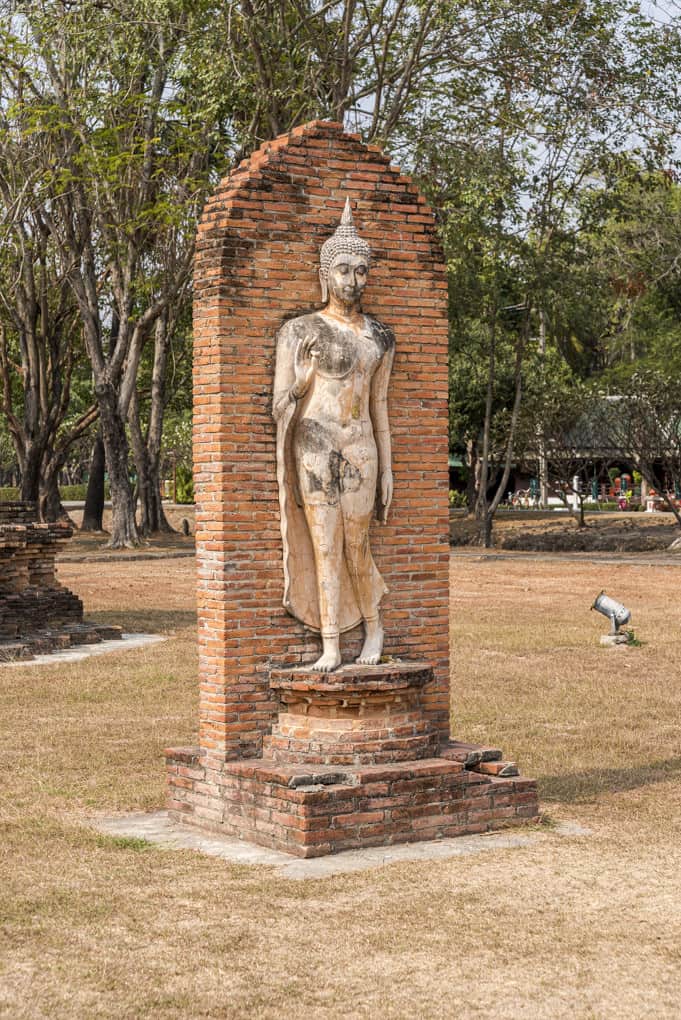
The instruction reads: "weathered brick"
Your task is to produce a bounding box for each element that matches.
[184,120,448,758]
[165,121,539,858]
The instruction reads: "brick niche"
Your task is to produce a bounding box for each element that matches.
[166,121,538,855]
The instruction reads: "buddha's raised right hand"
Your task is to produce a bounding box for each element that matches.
[292,334,318,399]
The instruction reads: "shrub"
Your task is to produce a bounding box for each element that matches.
[175,465,194,504]
[1,484,114,503]
[59,484,87,501]
[59,483,110,501]
[448,489,468,509]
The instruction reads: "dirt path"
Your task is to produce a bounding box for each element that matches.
[451,509,681,552]
[453,547,681,566]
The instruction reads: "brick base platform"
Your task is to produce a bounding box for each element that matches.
[165,746,539,858]
[166,660,539,858]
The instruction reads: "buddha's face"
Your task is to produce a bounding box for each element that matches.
[325,253,369,304]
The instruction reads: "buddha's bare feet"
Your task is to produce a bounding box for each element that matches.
[311,636,341,673]
[357,619,384,665]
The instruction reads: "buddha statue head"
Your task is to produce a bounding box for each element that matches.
[319,199,372,303]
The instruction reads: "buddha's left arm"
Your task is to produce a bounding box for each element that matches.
[370,342,395,516]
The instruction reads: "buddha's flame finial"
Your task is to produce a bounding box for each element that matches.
[340,197,353,227]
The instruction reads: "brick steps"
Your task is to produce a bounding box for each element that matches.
[166,741,539,858]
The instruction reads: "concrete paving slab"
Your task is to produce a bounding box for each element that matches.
[1,632,166,667]
[92,810,591,880]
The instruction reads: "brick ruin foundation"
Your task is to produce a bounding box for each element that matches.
[0,501,122,661]
[165,122,539,857]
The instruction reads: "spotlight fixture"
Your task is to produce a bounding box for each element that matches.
[591,591,631,646]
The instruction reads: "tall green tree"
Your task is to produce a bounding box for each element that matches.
[411,0,681,544]
[218,0,459,150]
[585,168,681,376]
[0,197,98,519]
[1,0,233,545]
[0,0,461,541]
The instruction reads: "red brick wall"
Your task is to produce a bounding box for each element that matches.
[193,121,449,759]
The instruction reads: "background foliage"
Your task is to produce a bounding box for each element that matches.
[1,1,681,545]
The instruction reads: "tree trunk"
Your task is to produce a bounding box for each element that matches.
[128,315,174,536]
[128,392,174,536]
[39,454,69,523]
[538,442,548,508]
[465,439,478,515]
[81,431,106,531]
[19,440,43,505]
[146,318,174,534]
[147,458,172,533]
[98,388,139,548]
[537,308,548,507]
[133,456,172,536]
[128,409,153,537]
[475,293,525,548]
[480,510,493,548]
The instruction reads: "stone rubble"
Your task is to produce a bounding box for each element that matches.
[0,501,122,661]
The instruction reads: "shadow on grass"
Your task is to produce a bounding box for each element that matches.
[541,756,681,803]
[87,608,197,634]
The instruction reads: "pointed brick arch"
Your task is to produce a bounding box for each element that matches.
[190,121,450,759]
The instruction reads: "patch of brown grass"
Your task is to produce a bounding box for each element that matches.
[450,558,681,797]
[2,554,681,1018]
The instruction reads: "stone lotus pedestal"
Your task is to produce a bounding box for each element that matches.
[265,662,439,765]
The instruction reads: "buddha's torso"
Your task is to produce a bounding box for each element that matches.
[275,309,393,507]
[296,312,385,442]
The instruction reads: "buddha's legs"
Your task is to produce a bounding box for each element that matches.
[303,500,343,672]
[297,430,382,670]
[342,510,384,664]
[341,474,384,664]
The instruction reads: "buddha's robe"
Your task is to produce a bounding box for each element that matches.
[273,311,394,632]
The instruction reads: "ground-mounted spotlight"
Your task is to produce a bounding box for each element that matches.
[591,591,632,646]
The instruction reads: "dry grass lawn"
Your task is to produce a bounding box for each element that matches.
[2,552,681,1018]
